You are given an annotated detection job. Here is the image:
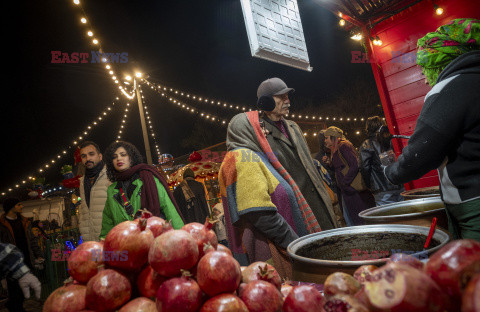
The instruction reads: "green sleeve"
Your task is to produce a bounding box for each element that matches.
[99,189,115,240]
[155,178,184,229]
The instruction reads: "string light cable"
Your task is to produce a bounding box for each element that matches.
[0,99,119,198]
[70,0,135,100]
[142,79,367,123]
[115,100,132,142]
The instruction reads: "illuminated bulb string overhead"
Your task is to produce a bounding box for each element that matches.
[115,101,131,142]
[143,79,366,122]
[150,90,233,128]
[70,0,135,100]
[0,100,119,198]
[143,79,248,112]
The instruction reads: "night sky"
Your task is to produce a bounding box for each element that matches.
[2,0,379,196]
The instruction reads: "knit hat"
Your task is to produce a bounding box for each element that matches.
[324,126,344,138]
[2,198,20,213]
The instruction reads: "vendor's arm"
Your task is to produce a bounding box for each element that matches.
[155,178,184,229]
[243,211,298,249]
[385,75,476,185]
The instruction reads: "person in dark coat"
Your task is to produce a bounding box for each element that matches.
[323,127,376,226]
[385,18,480,241]
[0,198,43,312]
[360,116,404,206]
[173,168,211,224]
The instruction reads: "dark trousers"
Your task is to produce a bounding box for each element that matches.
[6,278,25,312]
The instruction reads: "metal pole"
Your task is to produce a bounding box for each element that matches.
[135,79,153,164]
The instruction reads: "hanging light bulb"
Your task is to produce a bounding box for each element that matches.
[339,19,346,27]
[434,4,444,15]
[351,33,363,41]
[81,17,87,24]
[373,36,383,46]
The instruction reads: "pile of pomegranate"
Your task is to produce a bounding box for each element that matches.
[43,211,480,312]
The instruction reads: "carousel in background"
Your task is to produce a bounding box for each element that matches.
[161,151,222,205]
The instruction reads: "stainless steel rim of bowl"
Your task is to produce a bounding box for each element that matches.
[358,197,444,222]
[286,224,450,267]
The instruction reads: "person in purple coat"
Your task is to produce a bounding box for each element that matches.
[322,126,375,226]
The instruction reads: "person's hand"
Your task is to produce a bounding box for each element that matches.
[18,272,41,300]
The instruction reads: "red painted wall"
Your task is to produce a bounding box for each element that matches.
[366,0,480,190]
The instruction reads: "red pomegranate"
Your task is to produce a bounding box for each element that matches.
[280,282,294,298]
[283,285,325,312]
[43,284,87,312]
[324,293,369,312]
[103,217,154,271]
[148,230,199,277]
[353,265,378,285]
[156,273,203,312]
[216,243,233,256]
[424,239,480,303]
[137,265,167,299]
[118,297,157,312]
[86,269,131,312]
[324,272,361,297]
[182,219,218,257]
[67,241,104,284]
[462,274,480,312]
[197,251,241,297]
[200,294,248,312]
[144,210,173,237]
[239,280,283,312]
[241,261,281,290]
[364,262,447,312]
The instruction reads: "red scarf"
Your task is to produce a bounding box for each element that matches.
[116,164,184,222]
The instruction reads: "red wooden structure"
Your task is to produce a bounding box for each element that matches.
[317,0,480,190]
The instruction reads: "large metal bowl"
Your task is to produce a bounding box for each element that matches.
[401,186,440,200]
[287,224,449,284]
[358,197,448,230]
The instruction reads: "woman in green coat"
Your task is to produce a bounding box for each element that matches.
[99,141,184,239]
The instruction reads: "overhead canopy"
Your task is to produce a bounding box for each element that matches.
[315,0,423,27]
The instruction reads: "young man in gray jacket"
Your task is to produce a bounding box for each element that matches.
[78,141,111,241]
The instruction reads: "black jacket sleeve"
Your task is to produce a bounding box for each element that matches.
[242,211,298,249]
[359,140,374,189]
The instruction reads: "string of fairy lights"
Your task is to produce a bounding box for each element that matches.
[142,80,234,127]
[115,101,131,142]
[142,78,370,123]
[138,85,162,161]
[0,100,119,197]
[71,0,135,100]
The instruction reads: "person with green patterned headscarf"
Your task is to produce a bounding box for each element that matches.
[385,18,480,242]
[417,18,480,86]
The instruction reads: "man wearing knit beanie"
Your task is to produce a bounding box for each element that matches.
[1,198,43,311]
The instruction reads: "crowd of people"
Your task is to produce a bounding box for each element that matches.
[0,17,478,310]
